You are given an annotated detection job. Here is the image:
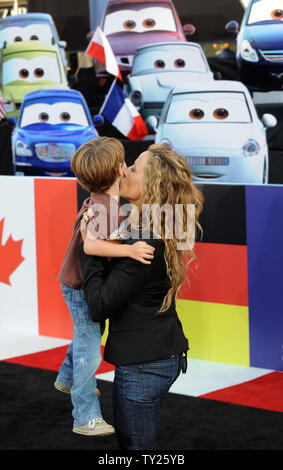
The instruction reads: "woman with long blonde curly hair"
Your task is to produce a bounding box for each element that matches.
[137,144,203,312]
[78,144,203,450]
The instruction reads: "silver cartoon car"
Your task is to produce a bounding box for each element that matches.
[148,80,277,184]
[126,41,214,123]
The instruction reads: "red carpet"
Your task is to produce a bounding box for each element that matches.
[200,371,283,413]
[3,345,115,375]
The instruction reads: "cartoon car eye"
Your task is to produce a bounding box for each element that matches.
[174,58,186,68]
[19,68,29,79]
[190,109,204,119]
[271,9,283,19]
[30,35,39,40]
[154,59,165,69]
[142,18,156,29]
[14,36,23,42]
[123,20,136,30]
[213,108,229,119]
[60,112,71,122]
[39,112,49,122]
[34,68,44,78]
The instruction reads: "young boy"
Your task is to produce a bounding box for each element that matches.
[55,137,154,436]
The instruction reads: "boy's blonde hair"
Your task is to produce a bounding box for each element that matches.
[71,137,125,193]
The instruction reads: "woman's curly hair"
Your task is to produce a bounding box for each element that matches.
[138,144,203,313]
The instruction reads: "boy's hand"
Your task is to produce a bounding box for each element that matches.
[129,241,155,264]
[80,211,89,241]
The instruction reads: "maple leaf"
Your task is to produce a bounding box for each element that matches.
[0,218,25,286]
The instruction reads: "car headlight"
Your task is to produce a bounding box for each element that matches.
[160,138,173,148]
[129,90,142,107]
[242,139,260,157]
[15,140,32,157]
[239,40,259,62]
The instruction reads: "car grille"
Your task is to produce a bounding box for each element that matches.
[35,143,76,162]
[186,156,230,166]
[261,50,283,63]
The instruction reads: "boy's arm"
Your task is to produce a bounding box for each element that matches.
[81,218,155,264]
[84,236,155,265]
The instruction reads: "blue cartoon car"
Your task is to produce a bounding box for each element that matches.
[12,89,101,176]
[226,0,283,91]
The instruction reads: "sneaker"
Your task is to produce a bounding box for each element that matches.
[54,382,101,398]
[54,382,71,394]
[72,418,115,436]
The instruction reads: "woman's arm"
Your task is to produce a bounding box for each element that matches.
[78,239,161,323]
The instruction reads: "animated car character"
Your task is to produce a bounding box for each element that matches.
[126,41,214,123]
[11,89,100,177]
[1,40,69,120]
[226,0,283,91]
[148,80,277,184]
[99,0,194,75]
[0,12,68,69]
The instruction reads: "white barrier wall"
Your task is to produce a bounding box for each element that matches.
[0,176,38,333]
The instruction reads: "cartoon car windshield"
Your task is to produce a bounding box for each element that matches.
[131,43,208,76]
[19,99,90,128]
[2,50,61,86]
[248,0,283,24]
[166,92,252,124]
[103,3,177,35]
[0,20,53,46]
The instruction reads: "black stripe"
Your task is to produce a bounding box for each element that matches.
[197,184,246,245]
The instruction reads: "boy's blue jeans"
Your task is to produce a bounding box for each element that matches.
[112,354,182,450]
[56,284,102,426]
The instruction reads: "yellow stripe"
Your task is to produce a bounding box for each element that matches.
[176,299,250,366]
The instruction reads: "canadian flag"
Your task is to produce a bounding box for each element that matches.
[86,25,122,81]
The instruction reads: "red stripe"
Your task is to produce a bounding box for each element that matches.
[200,372,283,413]
[87,41,106,65]
[3,345,115,374]
[127,115,148,140]
[178,242,248,306]
[34,179,77,339]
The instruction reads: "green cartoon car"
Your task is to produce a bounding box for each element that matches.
[1,40,69,120]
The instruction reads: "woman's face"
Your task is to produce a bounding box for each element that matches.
[120,150,151,202]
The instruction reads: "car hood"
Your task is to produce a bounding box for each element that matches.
[129,72,213,101]
[107,31,182,56]
[160,122,261,153]
[3,83,68,103]
[244,23,283,49]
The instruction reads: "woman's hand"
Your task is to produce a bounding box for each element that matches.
[128,241,155,264]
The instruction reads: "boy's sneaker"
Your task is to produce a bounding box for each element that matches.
[72,418,115,436]
[54,382,101,398]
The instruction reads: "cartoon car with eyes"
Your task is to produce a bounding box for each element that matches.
[126,41,214,123]
[11,89,100,177]
[148,80,277,184]
[0,13,67,69]
[99,0,194,75]
[226,0,283,91]
[1,40,69,120]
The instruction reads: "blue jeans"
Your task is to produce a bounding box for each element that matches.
[56,284,102,426]
[112,354,182,450]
